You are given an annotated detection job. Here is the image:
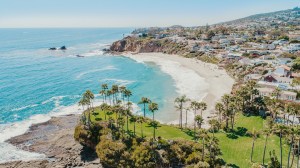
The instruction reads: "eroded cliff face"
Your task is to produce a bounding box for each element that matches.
[110,36,163,53]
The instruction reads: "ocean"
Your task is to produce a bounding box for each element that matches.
[0,28,179,162]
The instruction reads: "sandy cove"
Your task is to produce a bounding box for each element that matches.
[123,52,235,128]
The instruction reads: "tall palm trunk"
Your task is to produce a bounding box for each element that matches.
[280,130,283,168]
[288,136,294,168]
[202,137,205,161]
[251,139,255,162]
[263,134,269,166]
[185,109,188,129]
[126,114,129,132]
[297,139,300,168]
[143,103,146,117]
[140,123,143,137]
[133,122,136,136]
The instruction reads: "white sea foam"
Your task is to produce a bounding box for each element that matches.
[0,98,140,163]
[11,104,39,112]
[100,78,135,86]
[76,66,118,79]
[81,50,104,57]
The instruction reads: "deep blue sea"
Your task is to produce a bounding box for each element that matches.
[0,28,178,162]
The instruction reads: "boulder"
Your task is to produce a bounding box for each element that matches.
[49,47,57,50]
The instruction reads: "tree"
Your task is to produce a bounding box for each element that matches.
[272,87,282,100]
[195,115,204,129]
[124,89,132,105]
[215,103,224,124]
[191,101,200,140]
[262,128,273,166]
[126,102,133,132]
[137,116,145,137]
[268,150,280,168]
[275,124,288,168]
[208,119,220,137]
[175,95,190,129]
[111,84,119,105]
[222,94,231,130]
[82,90,95,126]
[149,102,159,140]
[119,86,126,102]
[198,102,207,117]
[248,129,259,162]
[130,116,137,136]
[139,97,151,117]
[101,83,108,103]
[184,107,190,129]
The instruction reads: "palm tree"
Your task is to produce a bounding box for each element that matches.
[184,107,190,129]
[137,116,145,137]
[276,124,287,168]
[138,97,151,117]
[148,102,159,140]
[222,94,231,130]
[119,86,126,102]
[287,126,298,168]
[126,102,132,132]
[111,84,119,105]
[248,128,259,162]
[130,116,137,136]
[195,115,204,129]
[215,103,224,123]
[262,128,273,166]
[124,89,132,105]
[101,83,108,103]
[272,87,282,100]
[106,90,112,105]
[174,95,190,129]
[83,90,94,126]
[199,129,208,161]
[191,101,200,141]
[208,119,219,137]
[198,102,207,117]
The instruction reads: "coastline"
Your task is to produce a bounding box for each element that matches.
[0,114,101,168]
[0,52,234,166]
[122,52,235,127]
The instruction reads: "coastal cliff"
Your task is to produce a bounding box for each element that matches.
[110,36,192,55]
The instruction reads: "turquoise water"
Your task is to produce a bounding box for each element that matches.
[0,28,178,161]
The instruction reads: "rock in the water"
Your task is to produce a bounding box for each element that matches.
[49,47,57,50]
[59,46,67,50]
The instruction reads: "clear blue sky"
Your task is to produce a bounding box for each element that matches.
[0,0,298,28]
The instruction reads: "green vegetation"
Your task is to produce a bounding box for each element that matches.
[75,82,300,168]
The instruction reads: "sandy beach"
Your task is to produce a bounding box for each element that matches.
[123,52,235,128]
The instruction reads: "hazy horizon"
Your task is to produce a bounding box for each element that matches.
[0,0,299,28]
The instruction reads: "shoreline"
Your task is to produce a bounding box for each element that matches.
[0,114,101,168]
[0,52,234,165]
[122,52,235,128]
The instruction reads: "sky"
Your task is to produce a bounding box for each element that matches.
[0,0,299,28]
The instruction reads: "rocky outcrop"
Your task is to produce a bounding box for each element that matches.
[0,115,102,168]
[110,36,163,53]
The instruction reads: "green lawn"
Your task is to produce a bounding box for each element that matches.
[86,108,293,168]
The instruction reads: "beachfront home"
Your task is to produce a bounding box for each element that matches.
[227,52,242,60]
[263,72,292,84]
[273,65,291,77]
[257,87,297,101]
[282,43,300,53]
[244,74,262,81]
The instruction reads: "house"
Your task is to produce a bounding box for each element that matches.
[282,43,300,53]
[276,58,293,65]
[273,66,291,77]
[227,52,242,60]
[244,74,262,81]
[263,71,292,84]
[257,87,297,101]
